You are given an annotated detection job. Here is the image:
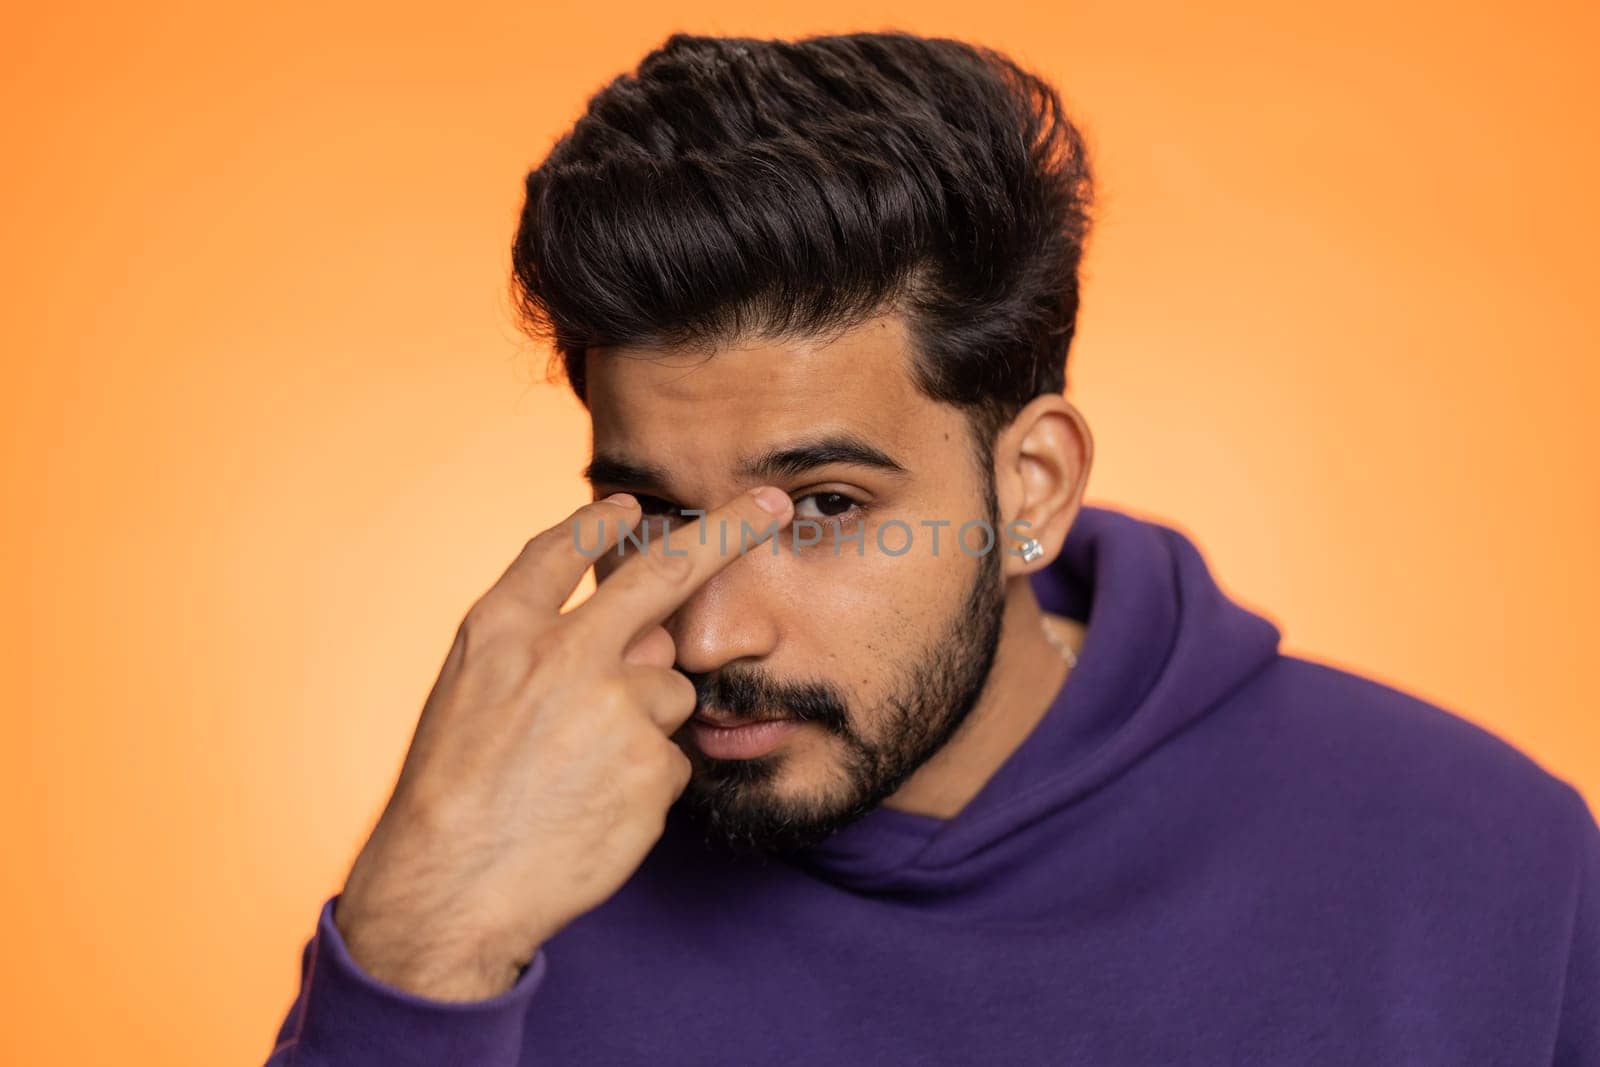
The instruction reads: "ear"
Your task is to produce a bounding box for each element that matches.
[992,394,1093,577]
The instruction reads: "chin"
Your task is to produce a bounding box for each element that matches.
[679,758,866,857]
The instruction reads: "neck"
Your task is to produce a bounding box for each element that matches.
[880,578,1082,819]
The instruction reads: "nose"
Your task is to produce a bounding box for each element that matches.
[666,554,780,675]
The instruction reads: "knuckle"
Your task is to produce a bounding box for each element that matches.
[521,525,566,562]
[638,546,693,583]
[616,734,662,787]
[461,595,522,639]
[589,674,639,715]
[661,673,697,717]
[653,746,693,799]
[668,746,693,787]
[456,602,569,685]
[522,626,576,673]
[624,730,660,769]
[617,729,668,771]
[646,737,686,784]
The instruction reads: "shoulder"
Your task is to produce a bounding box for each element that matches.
[1215,653,1595,862]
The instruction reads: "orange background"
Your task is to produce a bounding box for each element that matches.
[5,2,1597,1063]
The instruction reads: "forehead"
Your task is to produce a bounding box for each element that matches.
[585,313,949,475]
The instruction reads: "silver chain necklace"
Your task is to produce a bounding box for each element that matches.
[1041,615,1079,669]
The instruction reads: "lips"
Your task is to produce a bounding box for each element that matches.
[686,717,802,760]
[691,711,791,729]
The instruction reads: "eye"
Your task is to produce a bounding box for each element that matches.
[614,494,691,547]
[613,493,677,516]
[793,491,861,521]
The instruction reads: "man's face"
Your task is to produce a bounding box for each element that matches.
[585,313,1006,856]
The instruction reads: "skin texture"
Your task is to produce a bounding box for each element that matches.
[332,309,1093,1001]
[585,310,1093,836]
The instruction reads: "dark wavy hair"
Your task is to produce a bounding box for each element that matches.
[510,30,1096,448]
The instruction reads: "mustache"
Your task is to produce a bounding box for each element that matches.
[683,667,851,730]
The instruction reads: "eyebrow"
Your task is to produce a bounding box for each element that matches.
[582,432,908,491]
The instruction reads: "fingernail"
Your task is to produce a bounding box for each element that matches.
[605,492,638,509]
[750,486,789,514]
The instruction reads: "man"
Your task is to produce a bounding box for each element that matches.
[265,30,1598,1065]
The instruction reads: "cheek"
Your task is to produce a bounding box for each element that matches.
[783,534,963,673]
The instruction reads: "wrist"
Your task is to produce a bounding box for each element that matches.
[334,900,528,1003]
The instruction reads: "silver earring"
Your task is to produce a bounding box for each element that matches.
[1020,538,1044,563]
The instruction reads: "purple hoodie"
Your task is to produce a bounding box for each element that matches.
[265,503,1599,1065]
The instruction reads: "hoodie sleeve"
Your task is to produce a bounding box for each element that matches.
[1555,787,1600,1066]
[263,895,547,1067]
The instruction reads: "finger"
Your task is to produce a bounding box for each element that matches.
[622,624,676,669]
[571,485,793,653]
[489,494,642,614]
[619,664,698,733]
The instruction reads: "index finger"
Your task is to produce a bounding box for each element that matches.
[567,485,794,653]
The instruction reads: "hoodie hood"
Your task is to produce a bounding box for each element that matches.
[784,502,1283,894]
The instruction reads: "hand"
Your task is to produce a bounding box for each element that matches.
[331,485,795,1000]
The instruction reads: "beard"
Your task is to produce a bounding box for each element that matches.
[670,491,1008,859]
